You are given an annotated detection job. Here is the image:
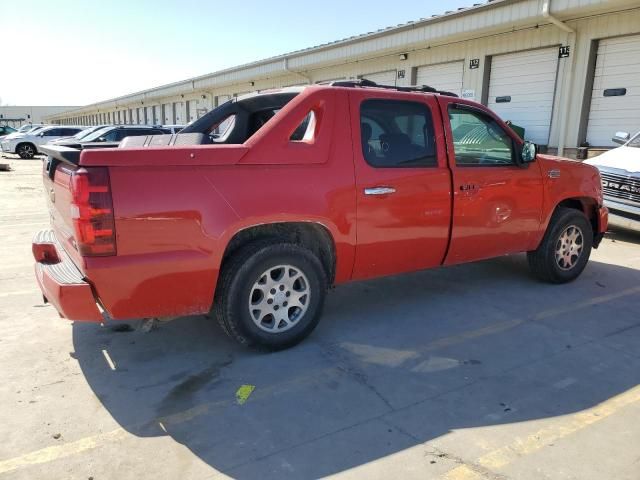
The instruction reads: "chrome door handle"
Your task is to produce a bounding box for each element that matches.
[364,187,396,196]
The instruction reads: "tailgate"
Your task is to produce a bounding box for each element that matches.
[42,155,85,270]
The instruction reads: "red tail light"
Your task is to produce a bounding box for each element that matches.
[69,167,116,256]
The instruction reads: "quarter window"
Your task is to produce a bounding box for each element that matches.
[360,100,437,168]
[448,106,514,166]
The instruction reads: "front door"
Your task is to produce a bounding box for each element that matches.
[350,91,452,280]
[440,100,544,265]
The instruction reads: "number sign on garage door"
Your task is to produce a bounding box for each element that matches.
[416,61,464,97]
[361,70,397,86]
[586,34,640,147]
[488,48,559,145]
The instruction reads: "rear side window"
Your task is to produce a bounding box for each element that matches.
[360,99,437,168]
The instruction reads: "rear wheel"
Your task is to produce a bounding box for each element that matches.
[527,207,593,283]
[214,242,327,350]
[16,143,36,159]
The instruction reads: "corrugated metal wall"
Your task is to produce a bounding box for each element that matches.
[46,1,640,151]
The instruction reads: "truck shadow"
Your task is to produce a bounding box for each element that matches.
[72,254,640,478]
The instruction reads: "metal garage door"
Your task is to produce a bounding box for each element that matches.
[216,95,232,107]
[162,103,173,124]
[488,48,559,145]
[145,107,153,125]
[586,35,640,147]
[361,70,397,86]
[416,61,464,96]
[186,100,197,123]
[175,102,186,124]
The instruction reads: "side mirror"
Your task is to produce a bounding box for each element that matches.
[97,137,106,142]
[39,133,45,137]
[520,141,537,163]
[612,131,630,145]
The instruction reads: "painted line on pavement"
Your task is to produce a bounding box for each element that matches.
[443,384,640,479]
[1,285,639,475]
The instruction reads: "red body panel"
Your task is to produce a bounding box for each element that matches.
[436,96,545,265]
[349,90,452,279]
[32,86,607,322]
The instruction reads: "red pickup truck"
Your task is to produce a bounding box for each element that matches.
[34,82,608,349]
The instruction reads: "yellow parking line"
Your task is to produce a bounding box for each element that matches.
[443,384,640,479]
[0,289,34,298]
[0,429,129,475]
[1,284,639,475]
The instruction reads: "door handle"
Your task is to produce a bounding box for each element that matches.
[364,187,396,196]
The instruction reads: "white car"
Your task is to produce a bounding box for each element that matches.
[16,124,46,134]
[585,130,640,232]
[1,125,84,159]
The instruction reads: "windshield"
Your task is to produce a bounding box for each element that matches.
[81,127,113,142]
[627,131,640,148]
[28,126,46,135]
[74,127,101,139]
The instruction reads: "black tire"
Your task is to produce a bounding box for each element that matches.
[16,143,36,159]
[213,241,328,350]
[527,207,593,283]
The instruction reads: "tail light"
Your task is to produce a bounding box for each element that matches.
[69,167,116,256]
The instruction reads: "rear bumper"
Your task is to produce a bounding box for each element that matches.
[33,229,103,322]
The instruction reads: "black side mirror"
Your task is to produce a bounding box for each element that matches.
[520,141,537,164]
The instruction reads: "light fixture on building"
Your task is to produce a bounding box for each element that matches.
[250,81,255,86]
[399,53,408,60]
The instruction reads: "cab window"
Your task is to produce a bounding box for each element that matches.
[448,106,514,166]
[360,99,437,168]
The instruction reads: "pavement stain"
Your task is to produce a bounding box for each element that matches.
[156,357,233,416]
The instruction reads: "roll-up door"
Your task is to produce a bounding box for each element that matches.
[186,100,197,123]
[361,70,397,86]
[162,103,173,124]
[488,47,559,145]
[175,102,186,124]
[586,35,640,147]
[416,61,464,96]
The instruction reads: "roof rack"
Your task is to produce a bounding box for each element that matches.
[330,78,458,97]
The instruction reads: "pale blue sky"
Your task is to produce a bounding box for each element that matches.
[0,0,476,106]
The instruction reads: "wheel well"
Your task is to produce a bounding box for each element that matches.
[556,197,598,233]
[16,142,36,151]
[221,222,336,283]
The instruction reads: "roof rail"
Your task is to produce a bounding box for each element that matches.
[330,78,458,97]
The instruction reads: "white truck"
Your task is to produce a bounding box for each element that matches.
[586,130,640,232]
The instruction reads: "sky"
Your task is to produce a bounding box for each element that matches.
[0,0,477,106]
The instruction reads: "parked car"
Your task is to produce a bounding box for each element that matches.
[47,125,110,145]
[1,126,84,158]
[161,124,185,133]
[585,130,639,232]
[35,82,607,350]
[17,124,46,133]
[0,125,17,138]
[53,125,171,148]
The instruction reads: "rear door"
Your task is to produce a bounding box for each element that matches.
[350,90,452,280]
[439,98,544,265]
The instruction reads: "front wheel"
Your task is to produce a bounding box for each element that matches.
[527,207,593,283]
[16,143,36,159]
[213,242,327,350]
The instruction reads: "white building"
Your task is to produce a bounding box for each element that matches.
[0,106,78,128]
[45,0,640,156]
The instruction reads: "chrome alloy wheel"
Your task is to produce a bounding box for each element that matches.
[248,265,310,333]
[555,225,584,271]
